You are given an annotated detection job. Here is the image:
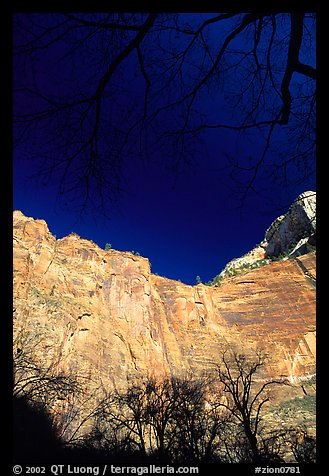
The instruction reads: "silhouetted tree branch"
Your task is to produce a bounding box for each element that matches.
[14,12,316,215]
[216,348,288,463]
[84,376,229,463]
[13,327,99,443]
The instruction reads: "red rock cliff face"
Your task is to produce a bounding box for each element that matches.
[13,211,316,391]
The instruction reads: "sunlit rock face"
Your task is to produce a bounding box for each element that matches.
[264,191,316,258]
[13,208,316,393]
[216,191,316,278]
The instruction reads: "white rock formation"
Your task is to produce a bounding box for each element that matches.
[264,191,316,257]
[216,191,316,280]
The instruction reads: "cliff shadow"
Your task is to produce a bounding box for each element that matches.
[13,396,63,464]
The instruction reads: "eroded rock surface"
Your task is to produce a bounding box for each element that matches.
[264,191,316,257]
[217,191,316,279]
[13,210,316,392]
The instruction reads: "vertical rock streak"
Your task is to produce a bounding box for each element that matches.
[13,209,316,391]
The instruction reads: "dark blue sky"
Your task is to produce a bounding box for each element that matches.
[13,13,316,285]
[14,142,314,285]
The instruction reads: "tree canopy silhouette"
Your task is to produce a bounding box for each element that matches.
[14,12,316,215]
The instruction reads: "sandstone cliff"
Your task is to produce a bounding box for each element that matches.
[13,209,316,394]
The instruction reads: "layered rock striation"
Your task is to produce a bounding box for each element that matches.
[13,207,316,393]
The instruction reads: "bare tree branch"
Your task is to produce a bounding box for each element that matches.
[13,12,316,214]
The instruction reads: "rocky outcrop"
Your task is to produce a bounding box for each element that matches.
[264,191,316,258]
[13,209,316,393]
[215,191,316,279]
